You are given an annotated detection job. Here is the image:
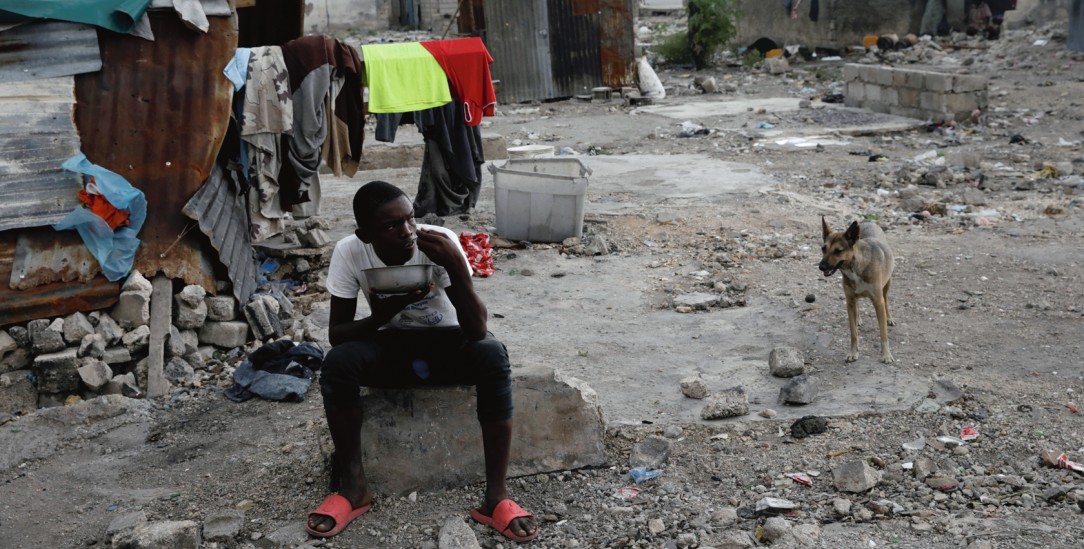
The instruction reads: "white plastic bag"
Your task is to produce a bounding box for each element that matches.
[637,56,666,99]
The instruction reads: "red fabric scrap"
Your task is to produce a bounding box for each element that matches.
[77,179,130,230]
[420,38,496,127]
[459,231,494,277]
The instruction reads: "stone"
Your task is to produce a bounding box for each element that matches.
[585,235,609,256]
[121,270,153,296]
[296,226,331,247]
[36,394,149,425]
[756,497,798,514]
[164,357,194,384]
[122,325,151,353]
[647,517,665,534]
[925,476,959,491]
[700,386,749,419]
[29,318,66,355]
[680,375,709,399]
[437,516,481,549]
[832,498,852,516]
[103,373,142,398]
[173,293,208,330]
[694,75,717,93]
[779,374,818,404]
[630,435,671,469]
[264,522,308,546]
[176,285,206,308]
[710,530,755,548]
[832,460,881,493]
[712,507,739,525]
[111,520,200,549]
[913,457,938,479]
[0,370,36,415]
[8,326,29,348]
[673,292,719,310]
[205,296,238,321]
[102,347,133,365]
[0,330,18,357]
[1,348,31,374]
[354,367,605,495]
[790,415,828,438]
[166,326,186,358]
[77,359,113,390]
[676,532,697,548]
[95,314,125,346]
[243,296,284,340]
[32,348,81,393]
[112,291,150,330]
[178,330,199,356]
[62,312,95,344]
[932,379,964,404]
[198,321,250,348]
[762,516,791,542]
[914,398,941,414]
[766,55,789,74]
[106,511,147,540]
[78,333,106,359]
[200,507,242,542]
[768,347,807,378]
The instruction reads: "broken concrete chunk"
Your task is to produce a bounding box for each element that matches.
[121,325,151,353]
[176,285,207,308]
[832,460,881,493]
[79,334,106,359]
[198,321,250,349]
[673,292,719,311]
[243,297,284,341]
[63,312,95,344]
[111,519,201,549]
[779,374,818,405]
[107,510,147,540]
[630,435,671,469]
[0,370,37,415]
[29,318,66,355]
[204,296,238,322]
[680,375,709,399]
[77,359,113,391]
[0,348,31,374]
[102,347,133,365]
[32,348,81,393]
[95,314,125,346]
[112,291,150,330]
[8,326,29,348]
[201,509,244,543]
[0,330,19,358]
[121,270,153,296]
[166,326,187,358]
[164,357,194,385]
[296,226,330,247]
[768,347,807,378]
[174,291,208,330]
[700,386,749,419]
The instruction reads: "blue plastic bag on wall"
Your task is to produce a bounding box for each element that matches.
[53,153,147,282]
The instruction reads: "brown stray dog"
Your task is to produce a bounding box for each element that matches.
[819,217,895,364]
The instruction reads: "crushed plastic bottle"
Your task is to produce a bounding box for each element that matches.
[629,466,662,484]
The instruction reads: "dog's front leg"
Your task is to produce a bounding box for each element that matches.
[872,295,894,363]
[846,294,859,362]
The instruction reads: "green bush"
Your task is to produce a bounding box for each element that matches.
[688,0,740,69]
[656,32,693,65]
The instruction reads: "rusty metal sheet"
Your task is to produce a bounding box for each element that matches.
[0,229,118,328]
[0,76,83,232]
[74,12,236,293]
[10,230,101,290]
[182,164,258,305]
[549,0,603,98]
[483,0,555,103]
[599,0,634,89]
[0,21,102,83]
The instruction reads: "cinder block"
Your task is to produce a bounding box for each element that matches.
[882,87,900,106]
[924,72,954,93]
[32,348,81,393]
[943,93,980,114]
[898,88,920,108]
[0,370,36,415]
[905,70,926,89]
[892,70,908,88]
[846,81,865,103]
[842,64,861,82]
[866,101,890,114]
[953,75,987,93]
[197,321,250,349]
[889,105,923,120]
[872,66,895,86]
[919,91,945,111]
[859,65,877,83]
[352,367,606,495]
[865,83,883,102]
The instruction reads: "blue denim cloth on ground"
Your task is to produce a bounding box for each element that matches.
[224,341,324,402]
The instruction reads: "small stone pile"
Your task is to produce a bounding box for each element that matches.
[0,270,302,416]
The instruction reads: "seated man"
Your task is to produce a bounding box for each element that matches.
[306,181,539,542]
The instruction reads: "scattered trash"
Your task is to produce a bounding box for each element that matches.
[459,232,494,277]
[629,466,663,484]
[785,472,813,486]
[614,486,640,499]
[1067,403,1079,414]
[935,435,967,449]
[822,93,844,103]
[756,121,776,129]
[756,497,799,515]
[678,121,712,138]
[637,56,666,99]
[960,426,979,441]
[1041,451,1084,473]
[828,447,855,458]
[869,154,888,162]
[1009,134,1029,145]
[902,437,927,451]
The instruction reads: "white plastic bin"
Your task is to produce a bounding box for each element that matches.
[489,158,591,243]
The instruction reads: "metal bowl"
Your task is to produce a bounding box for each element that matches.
[364,265,433,294]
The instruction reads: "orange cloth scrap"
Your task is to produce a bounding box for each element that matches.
[77,177,130,230]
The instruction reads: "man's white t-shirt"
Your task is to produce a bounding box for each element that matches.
[325,224,470,330]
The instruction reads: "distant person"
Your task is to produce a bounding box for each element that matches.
[967,1,994,37]
[305,181,539,542]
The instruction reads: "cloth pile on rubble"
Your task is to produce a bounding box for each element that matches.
[223,36,496,241]
[224,339,324,403]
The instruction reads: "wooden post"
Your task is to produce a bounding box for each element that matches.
[147,275,172,398]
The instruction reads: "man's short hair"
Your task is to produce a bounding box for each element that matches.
[353,181,407,227]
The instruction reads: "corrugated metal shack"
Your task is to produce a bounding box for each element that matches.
[461,0,634,104]
[0,0,303,327]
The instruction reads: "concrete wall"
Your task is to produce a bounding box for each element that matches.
[843,63,988,123]
[303,0,390,34]
[734,0,917,51]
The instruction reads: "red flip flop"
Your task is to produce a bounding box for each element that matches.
[305,494,372,538]
[470,499,539,542]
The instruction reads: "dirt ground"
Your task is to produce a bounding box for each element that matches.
[3,19,1084,549]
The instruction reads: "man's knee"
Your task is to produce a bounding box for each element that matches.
[465,335,510,375]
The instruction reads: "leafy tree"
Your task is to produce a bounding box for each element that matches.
[688,0,740,69]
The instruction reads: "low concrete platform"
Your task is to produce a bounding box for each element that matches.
[352,366,606,495]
